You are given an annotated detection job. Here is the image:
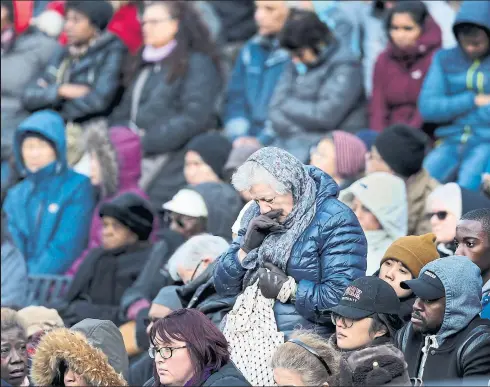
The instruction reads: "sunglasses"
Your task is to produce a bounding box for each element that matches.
[426,211,448,220]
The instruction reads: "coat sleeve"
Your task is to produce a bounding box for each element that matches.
[294,209,367,323]
[28,178,95,275]
[213,239,247,297]
[223,46,252,139]
[142,54,221,155]
[418,51,476,123]
[0,244,28,308]
[60,43,126,121]
[22,47,64,112]
[461,325,490,378]
[277,61,363,132]
[369,55,388,132]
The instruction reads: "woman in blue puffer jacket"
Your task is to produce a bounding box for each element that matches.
[213,147,367,337]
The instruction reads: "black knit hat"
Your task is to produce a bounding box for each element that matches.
[99,193,154,241]
[374,124,430,178]
[66,0,114,31]
[186,132,232,178]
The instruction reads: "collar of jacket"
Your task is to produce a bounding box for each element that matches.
[176,262,216,304]
[25,161,59,183]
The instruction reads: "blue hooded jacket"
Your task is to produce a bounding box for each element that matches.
[418,1,490,141]
[3,110,95,275]
[214,167,367,336]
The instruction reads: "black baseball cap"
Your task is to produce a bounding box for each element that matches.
[400,270,445,301]
[329,277,401,319]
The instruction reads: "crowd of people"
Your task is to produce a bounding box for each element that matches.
[1,0,489,386]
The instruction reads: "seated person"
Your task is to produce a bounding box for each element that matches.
[418,1,490,191]
[30,318,128,386]
[395,256,490,382]
[22,1,126,125]
[3,111,94,275]
[271,330,340,387]
[56,192,154,327]
[455,208,490,319]
[340,172,408,275]
[426,182,490,257]
[125,235,232,386]
[223,0,291,147]
[376,233,440,321]
[0,308,29,387]
[120,183,242,322]
[310,130,367,191]
[268,9,366,162]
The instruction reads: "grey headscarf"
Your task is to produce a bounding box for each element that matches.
[238,147,317,288]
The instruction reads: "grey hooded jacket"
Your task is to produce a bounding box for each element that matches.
[395,256,490,383]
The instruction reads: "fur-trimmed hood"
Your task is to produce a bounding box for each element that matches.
[84,122,142,199]
[31,320,128,386]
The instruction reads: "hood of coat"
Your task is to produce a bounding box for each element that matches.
[14,110,66,175]
[453,0,490,39]
[189,182,244,242]
[84,124,142,198]
[31,321,128,386]
[420,256,482,345]
[388,15,442,63]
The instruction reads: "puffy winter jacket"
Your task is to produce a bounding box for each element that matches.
[214,167,367,336]
[223,35,290,143]
[268,40,367,162]
[418,1,490,141]
[22,31,126,123]
[3,111,94,274]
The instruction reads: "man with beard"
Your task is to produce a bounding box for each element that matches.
[394,256,490,384]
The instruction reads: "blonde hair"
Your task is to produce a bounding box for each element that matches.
[271,330,340,386]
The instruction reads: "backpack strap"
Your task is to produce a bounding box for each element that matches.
[456,324,490,375]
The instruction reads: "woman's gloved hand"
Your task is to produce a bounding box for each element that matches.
[258,262,289,299]
[241,210,283,253]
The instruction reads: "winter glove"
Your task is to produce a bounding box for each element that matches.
[352,355,408,386]
[241,210,284,253]
[258,262,295,300]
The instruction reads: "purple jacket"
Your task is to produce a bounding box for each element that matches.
[66,126,153,276]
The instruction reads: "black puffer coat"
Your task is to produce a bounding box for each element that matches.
[22,32,126,123]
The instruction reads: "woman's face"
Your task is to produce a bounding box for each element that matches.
[352,198,381,232]
[389,12,422,49]
[153,334,194,386]
[89,151,102,186]
[334,316,384,350]
[102,216,138,250]
[143,3,179,48]
[184,151,220,185]
[64,368,87,387]
[1,328,28,386]
[273,368,311,387]
[365,146,393,175]
[379,259,413,298]
[249,183,294,223]
[427,198,457,243]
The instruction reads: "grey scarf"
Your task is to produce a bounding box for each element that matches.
[239,147,317,288]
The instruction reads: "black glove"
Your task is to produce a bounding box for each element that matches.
[241,210,283,253]
[258,262,288,299]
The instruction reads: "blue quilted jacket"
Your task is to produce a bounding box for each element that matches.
[214,167,367,336]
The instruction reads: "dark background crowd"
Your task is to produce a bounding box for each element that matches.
[1,0,489,386]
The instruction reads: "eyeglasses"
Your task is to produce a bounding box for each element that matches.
[331,312,373,328]
[288,339,332,376]
[148,346,186,359]
[190,261,203,282]
[426,211,448,221]
[141,17,174,27]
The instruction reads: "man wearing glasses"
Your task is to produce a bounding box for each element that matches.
[395,256,490,384]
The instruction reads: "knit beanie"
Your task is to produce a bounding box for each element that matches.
[65,0,114,31]
[99,192,154,241]
[381,233,439,277]
[332,131,367,178]
[186,132,232,178]
[374,124,429,178]
[17,306,64,338]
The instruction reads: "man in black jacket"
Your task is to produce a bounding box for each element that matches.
[395,256,490,384]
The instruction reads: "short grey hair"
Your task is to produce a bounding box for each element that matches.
[232,161,288,195]
[167,234,229,281]
[1,308,26,335]
[271,330,340,386]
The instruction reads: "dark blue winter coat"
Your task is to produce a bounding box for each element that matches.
[418,1,490,141]
[214,167,367,336]
[3,110,95,275]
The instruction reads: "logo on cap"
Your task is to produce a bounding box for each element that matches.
[343,285,362,303]
[425,271,436,279]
